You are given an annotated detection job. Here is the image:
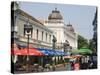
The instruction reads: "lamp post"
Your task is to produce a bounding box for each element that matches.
[52,35,57,65]
[24,22,33,71]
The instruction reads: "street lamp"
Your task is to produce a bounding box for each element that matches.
[52,35,57,65]
[24,23,33,62]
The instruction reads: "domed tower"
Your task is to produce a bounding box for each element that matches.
[46,8,63,23]
[44,8,65,50]
[44,8,77,50]
[67,23,75,32]
[48,8,63,20]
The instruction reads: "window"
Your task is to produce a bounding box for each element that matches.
[42,31,44,41]
[46,33,47,42]
[36,29,38,40]
[49,34,51,43]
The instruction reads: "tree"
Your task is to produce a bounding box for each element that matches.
[88,39,93,50]
[78,35,89,49]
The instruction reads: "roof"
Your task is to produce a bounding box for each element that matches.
[16,9,53,33]
[67,23,75,32]
[18,9,44,25]
[48,8,63,20]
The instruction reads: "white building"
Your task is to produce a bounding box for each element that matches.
[13,8,53,49]
[12,2,77,51]
[44,8,77,51]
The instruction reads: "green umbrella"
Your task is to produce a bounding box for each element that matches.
[79,48,92,54]
[71,48,92,55]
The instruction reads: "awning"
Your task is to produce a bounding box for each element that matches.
[11,48,44,56]
[11,49,27,55]
[79,48,92,54]
[64,56,73,59]
[64,55,82,59]
[37,48,54,56]
[55,50,67,56]
[37,48,67,56]
[11,47,68,56]
[72,48,92,55]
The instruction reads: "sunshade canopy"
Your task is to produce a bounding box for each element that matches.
[72,48,92,55]
[37,48,67,56]
[11,48,44,56]
[11,47,68,56]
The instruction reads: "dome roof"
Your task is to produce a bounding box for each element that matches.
[67,23,75,32]
[48,8,63,20]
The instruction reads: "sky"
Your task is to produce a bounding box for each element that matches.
[19,2,96,40]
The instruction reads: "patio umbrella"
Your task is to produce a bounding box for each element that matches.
[55,50,66,56]
[47,49,57,56]
[11,48,44,56]
[37,48,52,56]
[71,48,92,55]
[11,49,27,55]
[72,55,83,58]
[64,56,73,59]
[28,48,44,56]
[79,48,92,54]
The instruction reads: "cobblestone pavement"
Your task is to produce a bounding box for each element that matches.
[14,64,71,74]
[55,66,66,71]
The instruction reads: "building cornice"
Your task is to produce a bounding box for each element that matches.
[18,9,44,25]
[17,9,53,33]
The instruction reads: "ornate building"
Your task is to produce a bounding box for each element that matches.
[12,2,77,52]
[11,2,53,49]
[11,3,78,71]
[44,8,77,51]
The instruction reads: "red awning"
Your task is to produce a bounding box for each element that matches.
[11,48,44,56]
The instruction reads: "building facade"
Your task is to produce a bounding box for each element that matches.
[11,2,78,71]
[12,3,53,49]
[12,2,77,51]
[44,8,77,51]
